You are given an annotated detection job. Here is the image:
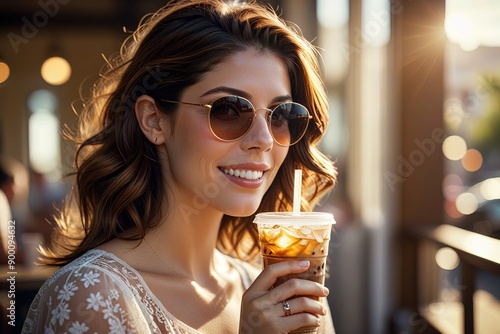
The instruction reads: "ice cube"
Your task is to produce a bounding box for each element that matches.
[275,233,299,249]
[300,227,312,235]
[312,230,324,243]
[264,228,280,240]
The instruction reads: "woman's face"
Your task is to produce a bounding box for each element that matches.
[160,49,290,218]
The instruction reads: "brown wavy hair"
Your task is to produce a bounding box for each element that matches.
[41,0,336,266]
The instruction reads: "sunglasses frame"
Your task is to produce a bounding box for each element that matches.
[159,95,312,146]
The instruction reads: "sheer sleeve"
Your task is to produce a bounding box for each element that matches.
[22,257,152,334]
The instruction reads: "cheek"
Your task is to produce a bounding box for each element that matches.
[164,124,196,173]
[175,112,211,139]
[166,121,227,182]
[265,146,289,186]
[275,146,289,167]
[169,114,215,153]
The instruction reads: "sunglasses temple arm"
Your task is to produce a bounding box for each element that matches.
[159,99,211,109]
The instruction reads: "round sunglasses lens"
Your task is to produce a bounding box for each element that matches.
[271,103,309,146]
[209,96,254,140]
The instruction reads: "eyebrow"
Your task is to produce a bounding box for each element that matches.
[200,86,293,105]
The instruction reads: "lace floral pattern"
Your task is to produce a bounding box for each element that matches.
[22,250,244,333]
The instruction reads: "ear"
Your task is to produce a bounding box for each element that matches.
[135,95,168,145]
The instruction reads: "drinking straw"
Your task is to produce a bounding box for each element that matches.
[293,169,302,215]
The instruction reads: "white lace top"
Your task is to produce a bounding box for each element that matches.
[21,249,334,333]
[21,249,257,334]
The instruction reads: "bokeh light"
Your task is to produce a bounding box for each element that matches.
[461,148,483,172]
[435,247,460,270]
[29,113,61,174]
[442,135,467,160]
[27,89,58,113]
[455,192,478,215]
[27,90,61,176]
[445,199,462,219]
[480,178,500,200]
[41,56,71,85]
[0,61,10,84]
[443,98,464,130]
[442,173,463,199]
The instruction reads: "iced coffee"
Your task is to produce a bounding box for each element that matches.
[254,212,335,333]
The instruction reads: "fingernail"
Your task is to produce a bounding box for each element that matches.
[323,287,329,295]
[299,260,310,267]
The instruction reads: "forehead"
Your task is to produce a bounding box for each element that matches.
[181,50,292,101]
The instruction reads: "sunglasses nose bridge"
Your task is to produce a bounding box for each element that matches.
[252,108,275,132]
[245,108,274,141]
[252,107,273,121]
[253,106,272,112]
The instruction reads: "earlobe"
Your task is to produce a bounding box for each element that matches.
[135,95,167,145]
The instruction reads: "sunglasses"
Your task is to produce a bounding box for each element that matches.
[160,95,312,146]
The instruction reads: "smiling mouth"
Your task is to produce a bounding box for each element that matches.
[220,168,264,180]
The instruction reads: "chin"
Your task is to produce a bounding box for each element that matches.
[223,202,261,218]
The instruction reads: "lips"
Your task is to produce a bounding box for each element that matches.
[220,168,264,180]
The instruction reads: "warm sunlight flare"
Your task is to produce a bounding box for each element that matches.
[445,0,500,51]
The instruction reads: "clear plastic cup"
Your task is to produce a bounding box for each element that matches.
[254,212,335,333]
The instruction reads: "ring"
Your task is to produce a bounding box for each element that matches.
[282,300,292,316]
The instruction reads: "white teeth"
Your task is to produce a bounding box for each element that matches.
[222,168,263,180]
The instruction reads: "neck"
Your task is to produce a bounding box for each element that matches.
[144,203,225,282]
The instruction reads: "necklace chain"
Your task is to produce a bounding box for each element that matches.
[143,237,172,274]
[142,237,241,304]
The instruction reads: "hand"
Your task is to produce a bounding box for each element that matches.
[239,260,329,334]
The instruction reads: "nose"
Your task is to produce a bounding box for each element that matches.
[240,109,274,151]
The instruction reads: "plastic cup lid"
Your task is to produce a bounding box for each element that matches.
[253,212,335,225]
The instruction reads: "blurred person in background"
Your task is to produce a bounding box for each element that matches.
[0,163,25,263]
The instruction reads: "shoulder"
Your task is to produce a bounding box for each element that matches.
[22,249,151,333]
[39,249,136,294]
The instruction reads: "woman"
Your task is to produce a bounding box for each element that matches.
[22,0,336,333]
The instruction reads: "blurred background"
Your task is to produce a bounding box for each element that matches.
[1,0,500,333]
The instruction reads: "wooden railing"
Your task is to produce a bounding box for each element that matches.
[409,224,500,334]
